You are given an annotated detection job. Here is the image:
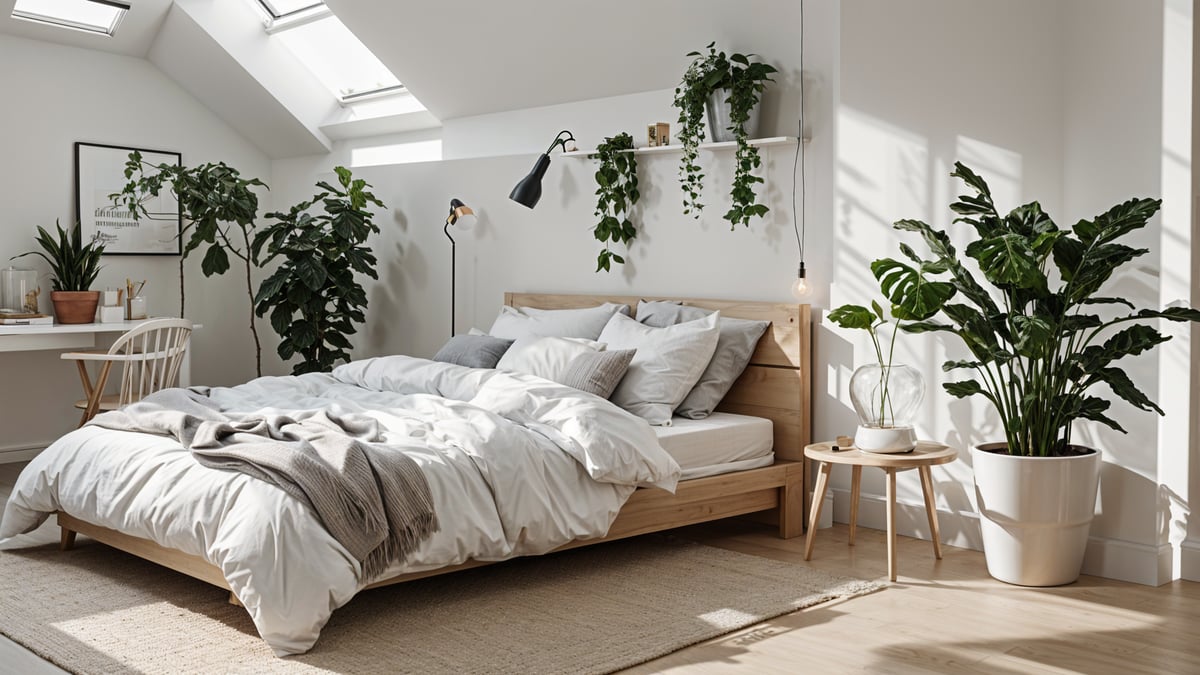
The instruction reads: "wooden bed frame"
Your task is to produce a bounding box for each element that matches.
[58,292,812,604]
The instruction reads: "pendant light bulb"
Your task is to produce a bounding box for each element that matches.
[791,262,811,300]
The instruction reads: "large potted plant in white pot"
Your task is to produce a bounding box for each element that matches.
[870,162,1200,586]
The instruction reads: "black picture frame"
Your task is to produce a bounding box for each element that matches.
[75,141,182,256]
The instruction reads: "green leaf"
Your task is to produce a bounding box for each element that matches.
[1062,395,1126,433]
[827,304,877,330]
[871,258,956,321]
[1135,306,1200,323]
[200,244,230,277]
[1012,315,1053,357]
[964,233,1044,290]
[1090,367,1163,415]
[944,380,989,400]
[296,257,327,291]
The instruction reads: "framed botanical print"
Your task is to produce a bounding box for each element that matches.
[75,142,182,255]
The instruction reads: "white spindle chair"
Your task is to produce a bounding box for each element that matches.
[61,318,194,427]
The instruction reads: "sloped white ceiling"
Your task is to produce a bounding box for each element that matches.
[326,0,802,121]
[149,0,334,158]
[0,0,172,56]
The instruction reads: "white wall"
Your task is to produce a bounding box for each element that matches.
[834,0,1068,556]
[0,33,271,458]
[835,0,1190,585]
[268,0,1190,585]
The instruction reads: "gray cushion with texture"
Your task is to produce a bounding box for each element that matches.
[636,301,769,419]
[557,349,637,398]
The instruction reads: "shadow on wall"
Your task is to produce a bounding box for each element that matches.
[365,206,416,357]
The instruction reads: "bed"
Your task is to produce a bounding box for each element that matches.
[1,293,811,655]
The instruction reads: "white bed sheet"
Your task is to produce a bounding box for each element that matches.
[654,412,774,480]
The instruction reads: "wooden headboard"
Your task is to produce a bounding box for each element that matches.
[504,293,811,462]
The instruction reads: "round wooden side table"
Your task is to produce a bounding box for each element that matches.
[803,441,957,582]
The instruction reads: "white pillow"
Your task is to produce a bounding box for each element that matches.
[597,312,721,425]
[489,303,631,340]
[496,336,605,381]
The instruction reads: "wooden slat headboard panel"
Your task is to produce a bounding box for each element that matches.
[504,293,812,461]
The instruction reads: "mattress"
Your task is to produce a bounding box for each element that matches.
[654,412,774,480]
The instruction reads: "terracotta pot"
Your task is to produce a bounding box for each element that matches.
[51,290,100,324]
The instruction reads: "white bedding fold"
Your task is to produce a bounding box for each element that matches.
[0,356,680,655]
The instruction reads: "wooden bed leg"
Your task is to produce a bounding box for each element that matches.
[60,527,77,551]
[778,464,804,539]
[228,591,243,607]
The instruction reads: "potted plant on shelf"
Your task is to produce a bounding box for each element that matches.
[871,161,1200,586]
[829,294,946,453]
[673,41,777,229]
[590,132,640,273]
[252,166,384,375]
[13,220,105,324]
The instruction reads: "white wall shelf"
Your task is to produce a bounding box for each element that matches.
[561,136,803,158]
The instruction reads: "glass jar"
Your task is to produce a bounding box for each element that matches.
[849,363,924,428]
[1,267,39,313]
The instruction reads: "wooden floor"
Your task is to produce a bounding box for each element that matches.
[3,461,1199,674]
[633,520,1200,674]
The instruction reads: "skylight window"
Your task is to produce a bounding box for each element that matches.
[256,0,323,21]
[274,14,404,102]
[12,0,128,36]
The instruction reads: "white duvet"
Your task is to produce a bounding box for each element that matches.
[0,356,680,655]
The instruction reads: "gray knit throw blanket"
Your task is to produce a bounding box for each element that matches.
[89,388,439,583]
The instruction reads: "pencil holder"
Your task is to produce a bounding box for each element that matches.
[126,295,148,320]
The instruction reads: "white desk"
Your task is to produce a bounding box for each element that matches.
[0,319,199,385]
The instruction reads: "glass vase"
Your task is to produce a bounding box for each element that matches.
[849,364,924,453]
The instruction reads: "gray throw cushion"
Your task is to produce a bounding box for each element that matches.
[557,349,637,398]
[636,301,770,419]
[432,335,515,369]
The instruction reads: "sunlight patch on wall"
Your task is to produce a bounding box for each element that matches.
[350,140,442,168]
[834,105,930,307]
[954,136,1024,211]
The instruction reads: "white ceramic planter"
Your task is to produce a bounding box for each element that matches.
[854,425,917,453]
[971,443,1101,586]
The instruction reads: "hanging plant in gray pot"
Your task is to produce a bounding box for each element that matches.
[673,42,777,229]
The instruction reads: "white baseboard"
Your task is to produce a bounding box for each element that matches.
[1179,539,1200,581]
[0,442,46,464]
[827,487,983,551]
[1080,536,1174,586]
[825,488,1170,586]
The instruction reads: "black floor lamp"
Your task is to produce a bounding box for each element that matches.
[444,198,475,337]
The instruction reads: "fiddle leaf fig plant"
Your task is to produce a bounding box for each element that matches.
[874,161,1200,457]
[673,41,777,228]
[590,132,640,272]
[113,152,268,375]
[252,166,383,375]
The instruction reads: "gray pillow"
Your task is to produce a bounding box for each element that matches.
[432,335,515,369]
[557,349,636,398]
[488,303,632,340]
[636,301,769,419]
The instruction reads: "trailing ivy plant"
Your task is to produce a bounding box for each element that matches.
[672,42,777,229]
[113,153,269,375]
[590,132,640,272]
[873,161,1200,457]
[252,166,384,375]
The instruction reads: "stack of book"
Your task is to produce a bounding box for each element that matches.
[0,312,52,325]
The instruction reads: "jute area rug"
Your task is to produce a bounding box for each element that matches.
[0,534,881,674]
